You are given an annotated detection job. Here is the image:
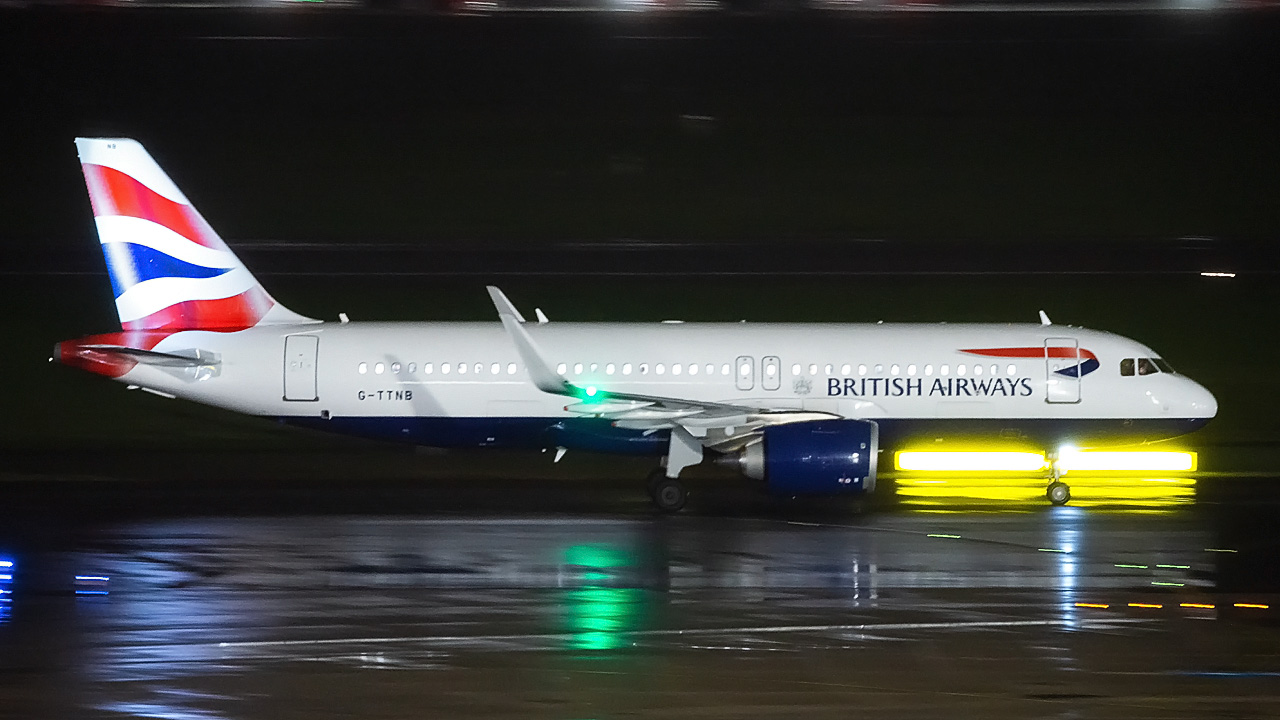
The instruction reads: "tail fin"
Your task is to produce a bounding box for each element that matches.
[75,138,316,331]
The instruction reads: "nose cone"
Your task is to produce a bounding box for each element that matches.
[1185,378,1218,420]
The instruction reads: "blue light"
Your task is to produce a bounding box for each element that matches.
[75,576,109,582]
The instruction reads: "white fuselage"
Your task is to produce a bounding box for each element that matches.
[110,321,1216,452]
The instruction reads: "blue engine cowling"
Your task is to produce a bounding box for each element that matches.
[739,419,879,495]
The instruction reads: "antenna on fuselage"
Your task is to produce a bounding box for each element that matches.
[1039,310,1052,326]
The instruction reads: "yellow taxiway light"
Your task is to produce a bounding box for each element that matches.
[895,450,1196,474]
[1075,603,1110,609]
[1180,603,1215,609]
[1059,450,1196,473]
[1234,603,1270,609]
[896,451,1047,472]
[1128,603,1163,609]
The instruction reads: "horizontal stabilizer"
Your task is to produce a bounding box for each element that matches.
[78,344,220,368]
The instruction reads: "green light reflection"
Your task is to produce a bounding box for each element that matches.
[563,543,644,652]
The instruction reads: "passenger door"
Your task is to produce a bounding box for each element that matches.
[283,334,319,402]
[1045,337,1081,404]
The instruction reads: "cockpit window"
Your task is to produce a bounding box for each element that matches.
[1137,358,1158,376]
[1120,358,1135,376]
[1153,358,1174,374]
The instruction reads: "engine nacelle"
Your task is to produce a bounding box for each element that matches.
[736,419,878,495]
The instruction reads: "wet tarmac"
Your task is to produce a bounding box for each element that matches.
[3,465,1280,719]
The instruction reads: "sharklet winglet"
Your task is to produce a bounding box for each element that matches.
[486,286,527,324]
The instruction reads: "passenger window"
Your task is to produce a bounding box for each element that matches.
[907,364,917,376]
[924,364,933,376]
[973,364,982,376]
[705,363,715,375]
[474,363,483,375]
[841,364,851,376]
[858,364,867,376]
[672,364,683,376]
[574,363,583,375]
[941,365,949,376]
[640,363,649,375]
[623,363,633,375]
[1120,358,1135,376]
[441,363,451,375]
[656,364,666,375]
[408,363,416,374]
[956,364,966,376]
[425,363,434,375]
[1138,358,1158,376]
[874,364,884,374]
[557,363,567,374]
[791,364,802,376]
[808,364,818,376]
[1006,364,1016,376]
[358,362,368,375]
[490,362,501,375]
[721,364,730,376]
[458,363,467,375]
[890,364,900,376]
[391,362,401,374]
[688,364,698,376]
[824,364,833,376]
[507,363,517,375]
[375,362,385,375]
[606,363,616,375]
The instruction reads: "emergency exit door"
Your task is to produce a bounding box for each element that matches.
[283,334,319,402]
[1045,337,1081,404]
[735,355,755,391]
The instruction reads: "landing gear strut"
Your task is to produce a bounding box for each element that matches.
[647,468,687,513]
[647,426,701,513]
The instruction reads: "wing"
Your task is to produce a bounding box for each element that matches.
[487,286,836,452]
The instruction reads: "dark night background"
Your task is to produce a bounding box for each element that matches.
[3,7,1280,719]
[2,6,1278,460]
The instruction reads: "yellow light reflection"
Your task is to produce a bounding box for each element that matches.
[896,451,1047,472]
[894,476,1195,509]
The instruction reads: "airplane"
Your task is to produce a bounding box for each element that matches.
[54,138,1218,510]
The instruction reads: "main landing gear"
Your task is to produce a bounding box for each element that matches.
[647,468,688,513]
[647,426,702,513]
[1045,453,1070,506]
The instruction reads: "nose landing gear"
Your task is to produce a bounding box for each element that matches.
[1046,480,1071,506]
[1046,452,1070,505]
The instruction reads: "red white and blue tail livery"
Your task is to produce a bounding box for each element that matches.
[55,138,1218,510]
[76,138,314,331]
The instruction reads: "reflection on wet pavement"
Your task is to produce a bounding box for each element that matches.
[1,502,1279,718]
